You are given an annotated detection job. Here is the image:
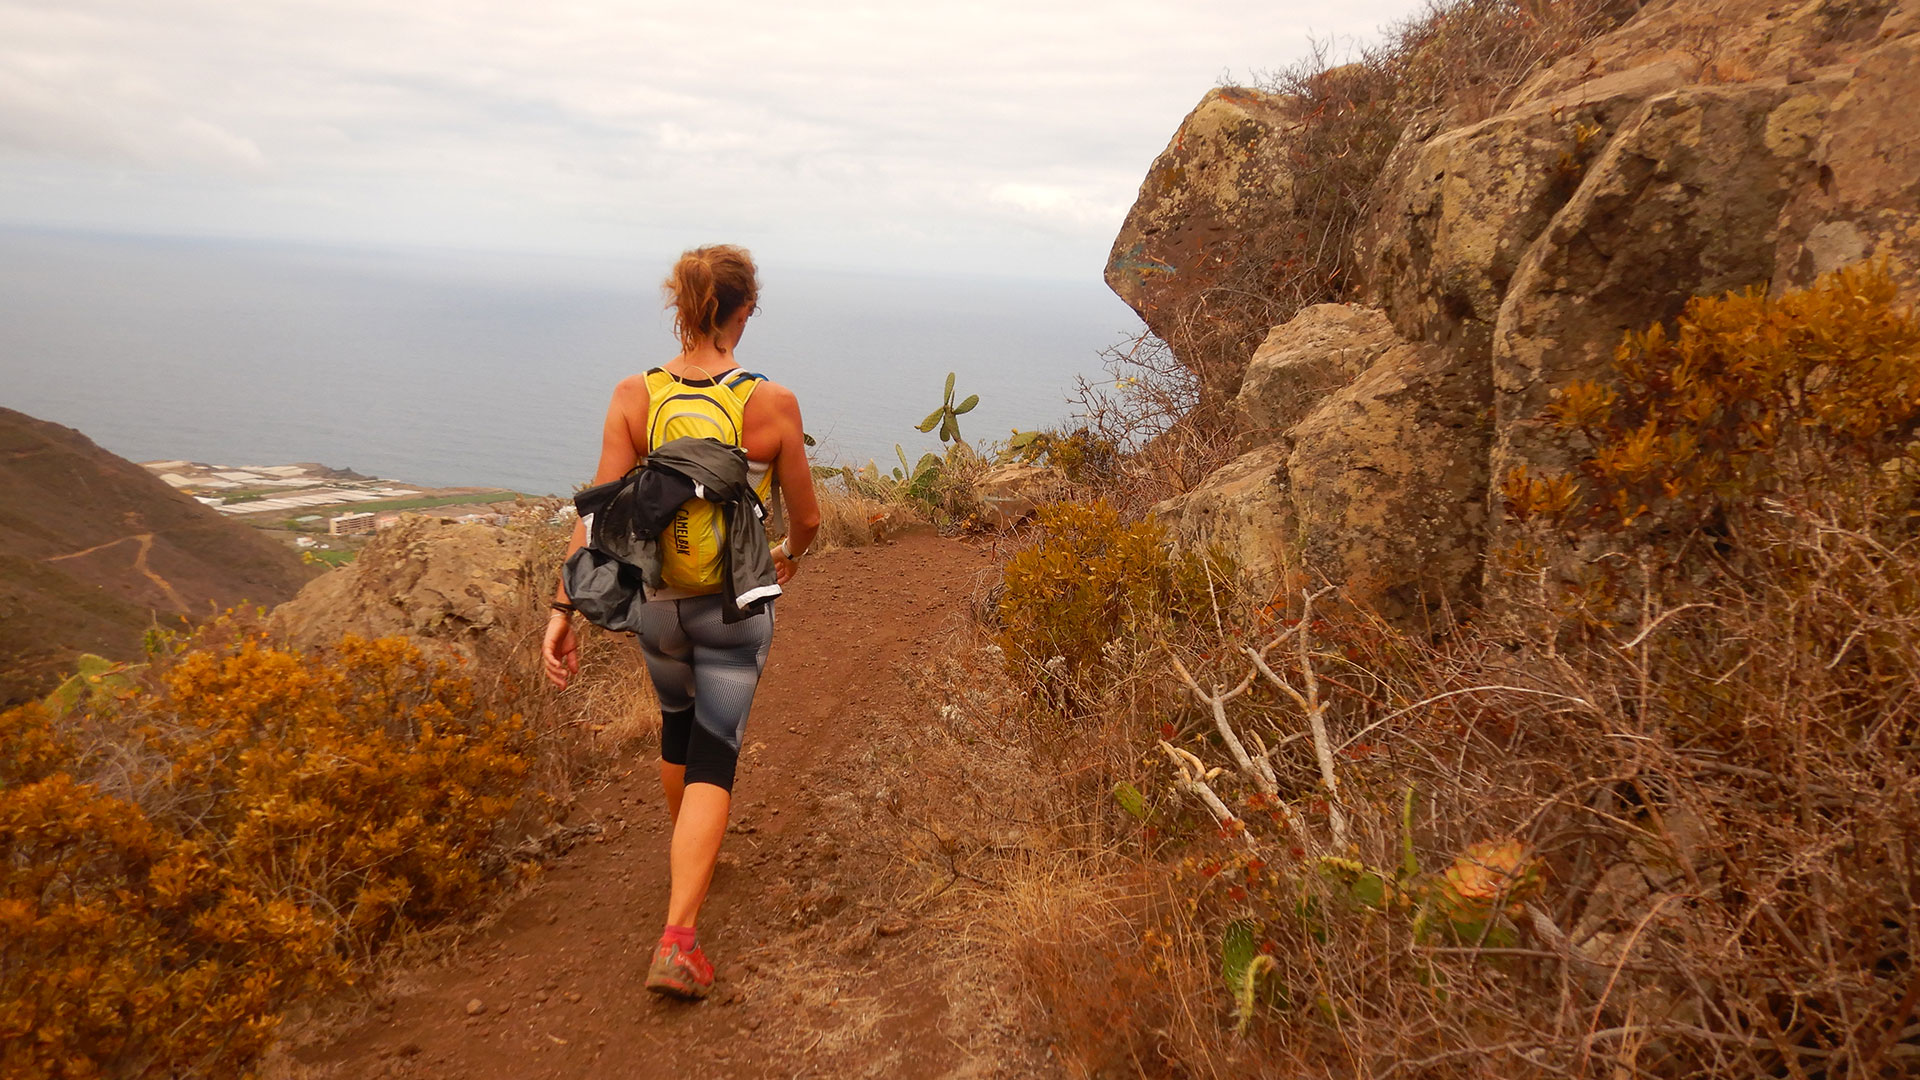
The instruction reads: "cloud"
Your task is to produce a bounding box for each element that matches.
[0,0,1422,276]
[0,11,268,175]
[986,180,1134,235]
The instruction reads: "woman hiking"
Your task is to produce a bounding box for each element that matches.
[542,244,820,1000]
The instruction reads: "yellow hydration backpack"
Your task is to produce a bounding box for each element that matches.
[644,367,769,592]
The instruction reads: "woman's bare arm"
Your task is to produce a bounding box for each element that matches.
[554,376,648,603]
[545,378,646,689]
[761,383,820,579]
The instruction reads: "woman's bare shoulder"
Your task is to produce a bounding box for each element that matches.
[613,371,654,396]
[748,378,800,414]
[607,371,655,411]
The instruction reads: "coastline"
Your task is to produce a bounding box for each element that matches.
[141,457,525,562]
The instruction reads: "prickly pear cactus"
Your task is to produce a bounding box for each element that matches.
[1221,918,1284,1031]
[916,372,979,445]
[1004,429,1048,463]
[1220,918,1259,992]
[1314,856,1390,910]
[43,654,143,717]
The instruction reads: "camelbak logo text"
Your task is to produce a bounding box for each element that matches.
[672,512,692,555]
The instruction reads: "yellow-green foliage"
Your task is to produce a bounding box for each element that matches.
[998,501,1225,682]
[2,704,332,1080]
[41,654,143,719]
[1511,260,1920,528]
[147,634,532,958]
[828,440,990,532]
[1,633,534,1079]
[1005,426,1119,484]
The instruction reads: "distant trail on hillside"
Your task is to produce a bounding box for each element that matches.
[288,529,1055,1080]
[1,406,315,704]
[45,535,145,563]
[46,533,188,612]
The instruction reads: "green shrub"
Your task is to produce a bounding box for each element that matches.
[998,501,1228,687]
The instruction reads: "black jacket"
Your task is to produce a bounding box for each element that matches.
[564,436,780,629]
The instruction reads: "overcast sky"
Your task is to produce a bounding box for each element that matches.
[0,0,1421,281]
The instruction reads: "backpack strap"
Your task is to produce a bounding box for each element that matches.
[723,370,765,404]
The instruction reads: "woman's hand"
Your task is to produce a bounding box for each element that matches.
[543,612,580,689]
[773,549,797,586]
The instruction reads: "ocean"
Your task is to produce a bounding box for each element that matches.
[0,229,1139,495]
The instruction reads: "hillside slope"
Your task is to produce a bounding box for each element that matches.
[0,407,316,703]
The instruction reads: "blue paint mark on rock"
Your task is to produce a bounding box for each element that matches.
[1108,242,1176,279]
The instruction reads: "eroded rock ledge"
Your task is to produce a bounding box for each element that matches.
[1119,0,1920,622]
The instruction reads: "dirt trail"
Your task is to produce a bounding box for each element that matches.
[291,529,1053,1080]
[45,532,188,611]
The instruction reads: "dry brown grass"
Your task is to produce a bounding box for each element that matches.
[814,484,898,551]
[808,439,999,544]
[915,505,1920,1076]
[1271,0,1633,281]
[477,501,657,803]
[891,617,1276,1079]
[1058,333,1239,515]
[912,264,1920,1077]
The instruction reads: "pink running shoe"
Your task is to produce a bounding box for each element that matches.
[644,940,714,1000]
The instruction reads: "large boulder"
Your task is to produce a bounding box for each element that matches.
[1773,36,1920,298]
[1165,303,1417,588]
[1159,329,1493,623]
[1153,443,1293,588]
[271,515,537,658]
[1286,342,1491,624]
[1490,78,1845,491]
[1885,0,1919,37]
[1358,63,1690,353]
[1122,0,1920,622]
[973,462,1066,531]
[1512,0,1900,105]
[1233,305,1400,450]
[1105,87,1302,398]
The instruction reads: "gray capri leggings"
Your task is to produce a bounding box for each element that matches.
[634,593,774,792]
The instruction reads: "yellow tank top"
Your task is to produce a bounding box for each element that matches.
[644,367,774,593]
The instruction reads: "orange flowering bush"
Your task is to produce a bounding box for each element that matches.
[1,703,332,1080]
[143,634,533,959]
[1506,260,1920,531]
[2,631,536,1078]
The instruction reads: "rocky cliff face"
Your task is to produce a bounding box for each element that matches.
[270,514,538,661]
[1105,87,1304,401]
[1118,0,1920,620]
